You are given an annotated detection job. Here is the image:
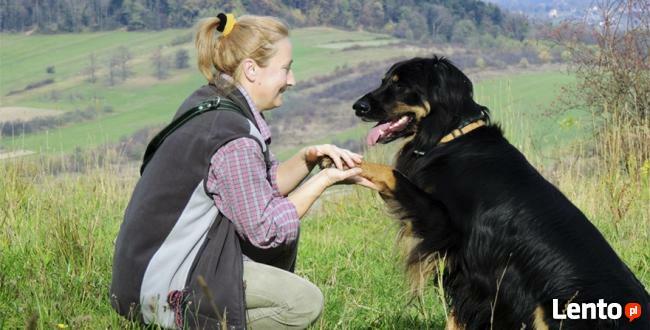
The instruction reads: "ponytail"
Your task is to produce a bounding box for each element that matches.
[194,14,289,83]
[195,17,221,82]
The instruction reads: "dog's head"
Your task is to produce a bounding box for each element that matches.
[354,56,488,147]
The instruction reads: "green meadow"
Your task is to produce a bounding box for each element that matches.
[474,72,587,156]
[1,27,412,155]
[1,27,648,329]
[1,27,582,162]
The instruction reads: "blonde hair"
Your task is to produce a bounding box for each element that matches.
[195,15,289,82]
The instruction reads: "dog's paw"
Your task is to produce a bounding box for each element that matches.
[318,156,353,170]
[318,156,335,170]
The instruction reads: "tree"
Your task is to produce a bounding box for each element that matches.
[167,0,200,28]
[394,7,427,40]
[407,9,428,41]
[86,53,98,84]
[451,19,478,43]
[394,20,413,40]
[359,0,384,28]
[174,49,190,69]
[151,47,170,80]
[551,0,649,123]
[429,5,454,41]
[1,0,525,47]
[518,57,529,68]
[116,46,133,81]
[475,57,486,69]
[538,48,552,64]
[107,54,120,86]
[503,13,529,42]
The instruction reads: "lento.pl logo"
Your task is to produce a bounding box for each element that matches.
[625,303,642,322]
[552,299,642,322]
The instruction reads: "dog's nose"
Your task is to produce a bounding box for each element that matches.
[353,100,370,115]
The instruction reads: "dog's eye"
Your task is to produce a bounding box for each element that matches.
[394,82,407,90]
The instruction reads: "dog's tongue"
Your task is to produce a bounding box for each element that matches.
[366,122,393,146]
[366,115,411,146]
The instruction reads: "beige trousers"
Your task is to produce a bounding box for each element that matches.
[244,260,324,329]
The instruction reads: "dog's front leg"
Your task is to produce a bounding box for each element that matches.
[318,157,396,196]
[359,162,396,197]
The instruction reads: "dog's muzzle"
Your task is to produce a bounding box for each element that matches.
[353,100,371,116]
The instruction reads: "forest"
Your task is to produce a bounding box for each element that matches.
[0,0,529,41]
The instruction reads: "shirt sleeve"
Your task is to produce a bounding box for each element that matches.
[206,137,299,248]
[267,152,282,197]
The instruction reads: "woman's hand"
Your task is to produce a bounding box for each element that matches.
[320,167,362,186]
[302,144,362,170]
[286,156,381,218]
[288,167,363,217]
[341,175,382,191]
[320,167,381,191]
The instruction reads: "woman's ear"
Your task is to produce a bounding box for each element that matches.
[241,58,257,83]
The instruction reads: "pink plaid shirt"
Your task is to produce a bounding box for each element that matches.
[206,78,299,249]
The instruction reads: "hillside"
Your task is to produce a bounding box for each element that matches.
[0,26,579,164]
[0,28,420,154]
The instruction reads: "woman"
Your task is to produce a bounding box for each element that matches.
[110,13,375,329]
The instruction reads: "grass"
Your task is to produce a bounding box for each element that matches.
[474,71,585,156]
[0,153,447,329]
[298,188,447,329]
[1,92,648,329]
[0,161,135,328]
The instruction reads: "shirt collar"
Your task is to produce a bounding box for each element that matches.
[220,73,272,143]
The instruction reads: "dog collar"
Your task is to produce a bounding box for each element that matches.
[412,113,489,157]
[439,119,487,144]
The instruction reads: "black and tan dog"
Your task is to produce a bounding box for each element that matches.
[350,56,649,329]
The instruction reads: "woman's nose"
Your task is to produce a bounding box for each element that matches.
[287,69,296,86]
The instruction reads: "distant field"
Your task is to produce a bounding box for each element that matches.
[0,106,60,121]
[474,71,585,157]
[0,27,422,155]
[316,38,402,49]
[1,28,583,164]
[0,30,188,98]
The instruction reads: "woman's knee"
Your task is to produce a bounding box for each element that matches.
[281,281,324,328]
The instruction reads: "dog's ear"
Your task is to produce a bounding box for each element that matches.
[436,58,486,122]
[413,57,488,149]
[412,58,456,150]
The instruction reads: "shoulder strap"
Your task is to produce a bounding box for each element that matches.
[140,97,244,175]
[209,81,273,170]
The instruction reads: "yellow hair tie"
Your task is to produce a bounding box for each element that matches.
[216,13,236,37]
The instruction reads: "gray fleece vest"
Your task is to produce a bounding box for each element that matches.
[110,82,274,329]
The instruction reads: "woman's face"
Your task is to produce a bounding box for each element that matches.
[246,37,295,111]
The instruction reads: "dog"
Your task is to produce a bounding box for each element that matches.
[349,56,649,329]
